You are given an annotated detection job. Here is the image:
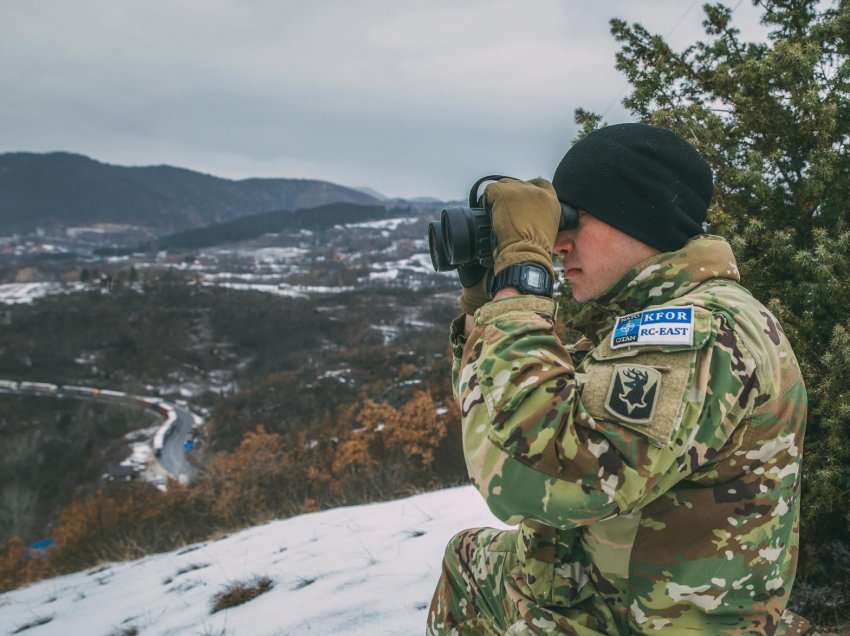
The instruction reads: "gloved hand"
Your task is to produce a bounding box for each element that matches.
[457,262,491,315]
[483,177,561,275]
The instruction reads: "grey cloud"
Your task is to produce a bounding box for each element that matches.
[0,1,768,199]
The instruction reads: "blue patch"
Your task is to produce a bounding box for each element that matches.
[611,306,694,349]
[612,311,643,347]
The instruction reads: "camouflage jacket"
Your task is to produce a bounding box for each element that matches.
[450,235,807,635]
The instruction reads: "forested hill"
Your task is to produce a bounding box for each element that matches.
[0,151,381,235]
[152,202,400,251]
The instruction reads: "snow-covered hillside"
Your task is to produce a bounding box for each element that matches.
[1,486,508,636]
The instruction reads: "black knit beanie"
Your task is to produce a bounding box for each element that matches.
[552,123,713,252]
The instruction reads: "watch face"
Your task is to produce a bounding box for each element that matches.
[525,268,544,290]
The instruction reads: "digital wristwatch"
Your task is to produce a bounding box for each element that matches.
[490,262,554,298]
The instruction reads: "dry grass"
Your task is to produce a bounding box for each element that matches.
[176,562,210,576]
[12,614,54,633]
[163,562,211,585]
[210,575,274,614]
[292,576,316,590]
[195,626,230,636]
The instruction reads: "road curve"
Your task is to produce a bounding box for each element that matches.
[157,402,199,481]
[0,379,203,482]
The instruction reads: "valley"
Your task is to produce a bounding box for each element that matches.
[0,209,463,546]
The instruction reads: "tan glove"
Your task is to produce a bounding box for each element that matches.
[483,177,561,275]
[457,262,491,315]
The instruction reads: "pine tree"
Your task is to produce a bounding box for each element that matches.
[571,1,850,620]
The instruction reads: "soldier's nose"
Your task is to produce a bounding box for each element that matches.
[553,232,574,258]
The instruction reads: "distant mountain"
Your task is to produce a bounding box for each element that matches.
[352,186,389,200]
[351,188,449,207]
[0,152,382,235]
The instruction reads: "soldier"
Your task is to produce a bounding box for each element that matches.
[427,124,810,635]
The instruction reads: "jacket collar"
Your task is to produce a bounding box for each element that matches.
[569,235,740,342]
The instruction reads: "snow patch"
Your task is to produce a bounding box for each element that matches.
[0,282,90,305]
[0,486,508,636]
[344,217,418,231]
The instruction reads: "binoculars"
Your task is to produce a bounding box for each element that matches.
[428,174,579,273]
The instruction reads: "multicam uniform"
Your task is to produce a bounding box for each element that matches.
[428,236,809,635]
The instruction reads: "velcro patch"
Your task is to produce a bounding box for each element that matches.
[611,306,694,349]
[605,364,662,424]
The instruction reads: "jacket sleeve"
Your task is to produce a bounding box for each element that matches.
[451,295,756,529]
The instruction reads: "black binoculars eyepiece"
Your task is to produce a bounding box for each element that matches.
[427,175,579,272]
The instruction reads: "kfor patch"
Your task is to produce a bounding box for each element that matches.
[611,305,694,349]
[605,364,662,424]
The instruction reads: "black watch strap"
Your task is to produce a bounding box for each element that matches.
[490,262,554,297]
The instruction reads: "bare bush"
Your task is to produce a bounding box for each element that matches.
[210,575,274,614]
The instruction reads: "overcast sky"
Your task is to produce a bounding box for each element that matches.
[0,1,770,199]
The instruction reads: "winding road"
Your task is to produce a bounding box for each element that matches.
[156,401,199,481]
[0,380,202,482]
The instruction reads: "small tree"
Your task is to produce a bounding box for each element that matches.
[572,1,850,622]
[200,426,288,525]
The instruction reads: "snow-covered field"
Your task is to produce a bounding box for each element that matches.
[0,213,458,308]
[341,217,420,231]
[0,283,88,305]
[0,486,509,636]
[202,281,356,299]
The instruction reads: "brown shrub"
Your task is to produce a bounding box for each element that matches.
[0,537,55,593]
[398,363,418,379]
[385,391,446,468]
[48,480,202,573]
[198,426,289,526]
[210,575,274,613]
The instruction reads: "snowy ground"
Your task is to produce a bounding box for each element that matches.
[0,486,509,636]
[0,214,456,307]
[0,283,89,305]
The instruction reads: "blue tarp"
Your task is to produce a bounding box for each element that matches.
[30,538,55,550]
